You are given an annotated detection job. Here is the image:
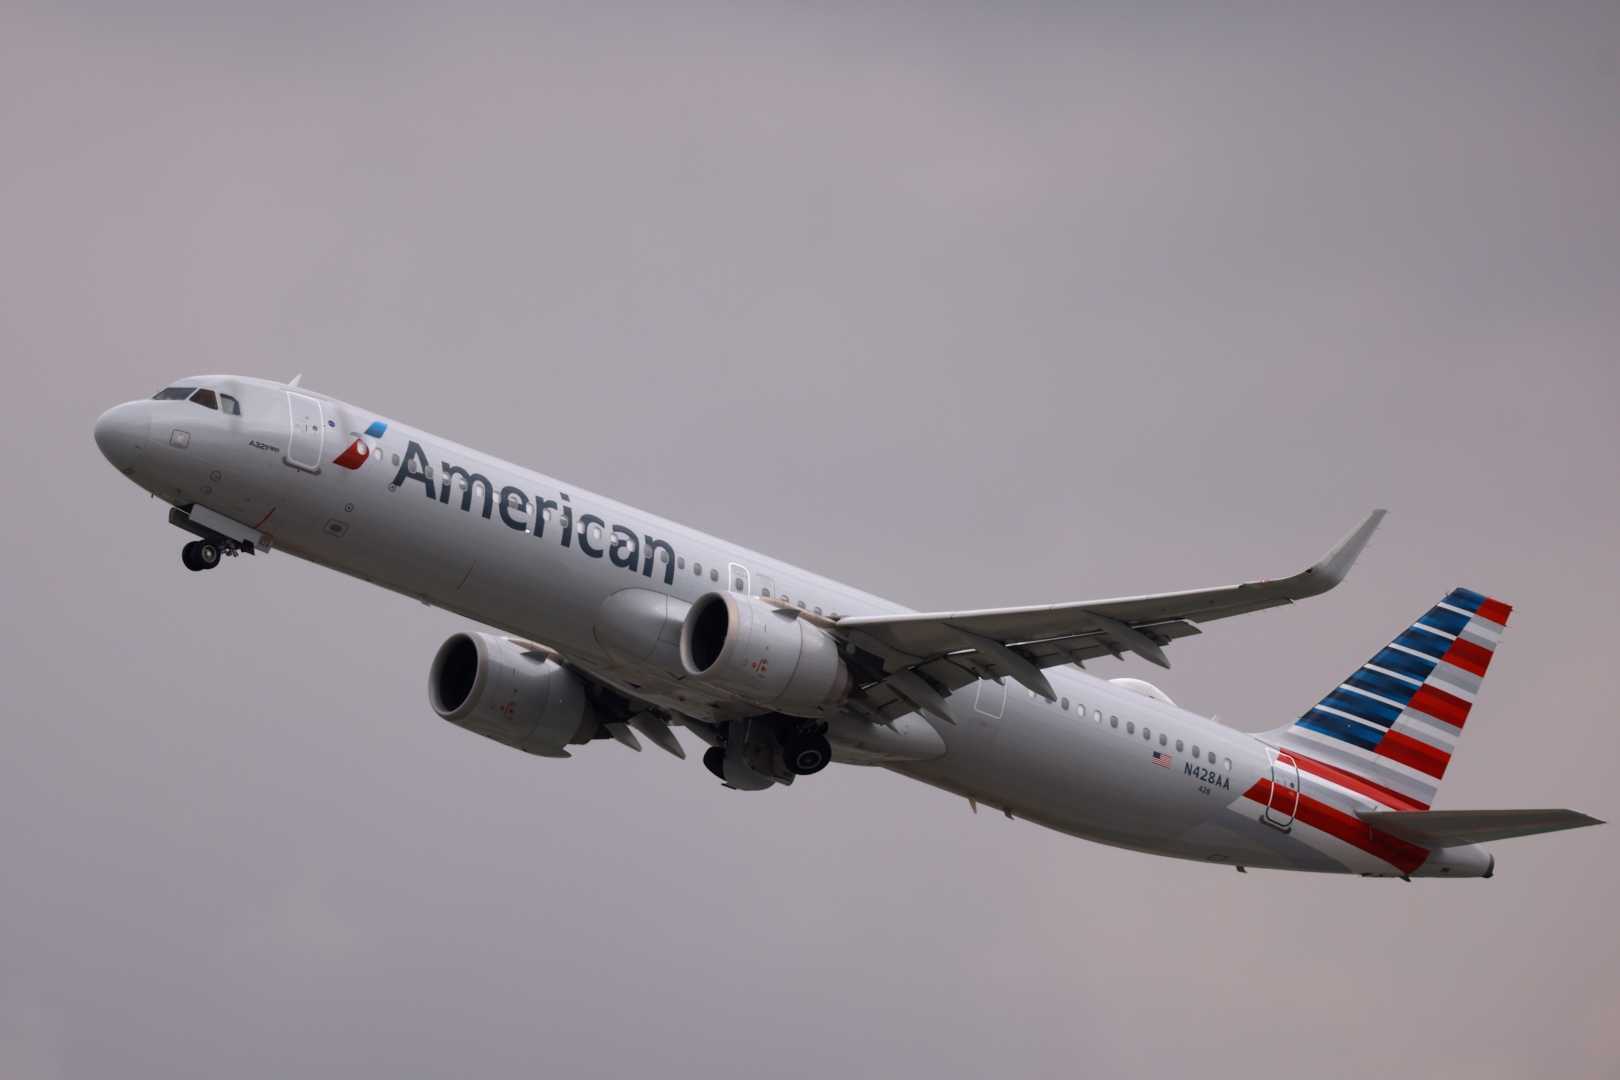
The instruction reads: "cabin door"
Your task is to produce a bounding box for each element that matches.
[284,392,325,473]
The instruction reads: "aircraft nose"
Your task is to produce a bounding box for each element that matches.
[93,402,150,472]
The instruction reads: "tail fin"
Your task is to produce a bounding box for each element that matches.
[1265,587,1511,810]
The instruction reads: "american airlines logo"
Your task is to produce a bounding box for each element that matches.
[389,439,678,585]
[334,420,389,470]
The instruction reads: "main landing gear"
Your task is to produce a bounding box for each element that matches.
[701,722,833,789]
[783,729,832,776]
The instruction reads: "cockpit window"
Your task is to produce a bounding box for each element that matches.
[189,388,218,410]
[219,393,241,415]
[153,387,193,400]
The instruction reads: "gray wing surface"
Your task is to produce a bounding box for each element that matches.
[832,510,1386,723]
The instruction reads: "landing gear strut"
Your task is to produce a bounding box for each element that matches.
[181,539,221,572]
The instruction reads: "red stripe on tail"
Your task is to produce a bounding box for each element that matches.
[1243,781,1429,874]
[1376,729,1452,779]
[1441,637,1493,677]
[1284,748,1429,811]
[1406,684,1471,729]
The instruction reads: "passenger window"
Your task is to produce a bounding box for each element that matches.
[1060,698,1069,711]
[188,388,218,410]
[1109,716,1118,729]
[797,600,807,610]
[218,393,241,415]
[1208,751,1216,764]
[1142,726,1151,740]
[1094,709,1102,723]
[1126,721,1135,735]
[1176,739,1184,752]
[1160,734,1168,747]
[693,562,702,575]
[1223,757,1232,771]
[710,569,719,582]
[814,607,822,616]
[1192,745,1200,758]
[677,557,686,570]
[153,387,192,400]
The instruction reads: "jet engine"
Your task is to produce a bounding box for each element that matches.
[429,632,599,756]
[678,592,851,717]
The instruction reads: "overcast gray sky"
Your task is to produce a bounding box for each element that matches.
[3,4,1618,1078]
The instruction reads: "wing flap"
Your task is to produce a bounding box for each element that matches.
[1358,809,1604,846]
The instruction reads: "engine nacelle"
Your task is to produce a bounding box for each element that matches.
[429,632,598,757]
[679,592,851,717]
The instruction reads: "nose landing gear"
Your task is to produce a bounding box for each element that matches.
[171,507,255,572]
[181,540,222,572]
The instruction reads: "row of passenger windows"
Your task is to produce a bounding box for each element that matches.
[666,556,838,617]
[1043,691,1230,770]
[153,386,241,415]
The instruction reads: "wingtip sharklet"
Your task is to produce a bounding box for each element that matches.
[1287,508,1387,599]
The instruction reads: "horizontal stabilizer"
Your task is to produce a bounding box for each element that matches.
[1357,808,1603,846]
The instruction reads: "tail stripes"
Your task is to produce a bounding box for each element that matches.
[1268,588,1511,810]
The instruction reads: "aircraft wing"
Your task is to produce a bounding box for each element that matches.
[832,510,1385,721]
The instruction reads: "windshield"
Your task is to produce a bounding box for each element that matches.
[152,385,240,414]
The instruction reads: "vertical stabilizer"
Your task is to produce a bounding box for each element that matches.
[1265,588,1510,810]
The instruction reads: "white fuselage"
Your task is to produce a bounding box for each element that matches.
[93,376,1492,878]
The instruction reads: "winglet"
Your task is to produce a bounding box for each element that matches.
[1280,509,1386,600]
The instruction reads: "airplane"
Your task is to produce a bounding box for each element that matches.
[93,375,1602,879]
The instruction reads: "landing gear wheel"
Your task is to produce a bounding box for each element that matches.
[182,540,221,572]
[784,732,832,776]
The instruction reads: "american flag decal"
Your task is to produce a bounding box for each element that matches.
[1151,751,1173,768]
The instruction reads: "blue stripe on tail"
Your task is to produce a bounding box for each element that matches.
[1298,711,1384,751]
[1346,667,1422,704]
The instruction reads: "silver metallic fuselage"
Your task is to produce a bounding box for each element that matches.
[94,376,1492,878]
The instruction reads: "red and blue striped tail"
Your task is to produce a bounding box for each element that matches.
[1266,588,1511,811]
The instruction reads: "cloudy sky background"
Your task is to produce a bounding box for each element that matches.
[3,4,1617,1077]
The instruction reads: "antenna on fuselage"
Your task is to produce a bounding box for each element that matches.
[288,373,303,388]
